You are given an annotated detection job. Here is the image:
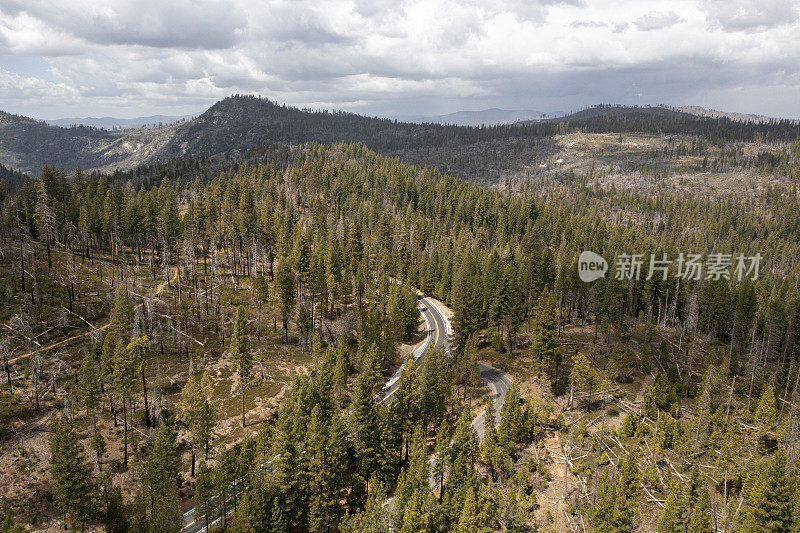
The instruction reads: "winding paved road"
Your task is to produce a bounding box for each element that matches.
[472,364,514,440]
[182,292,512,531]
[382,294,449,403]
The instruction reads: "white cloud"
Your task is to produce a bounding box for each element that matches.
[0,68,77,103]
[634,10,685,31]
[0,0,247,49]
[701,0,798,32]
[0,0,798,119]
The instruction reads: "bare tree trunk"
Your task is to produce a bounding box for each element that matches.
[123,395,128,466]
[141,368,150,428]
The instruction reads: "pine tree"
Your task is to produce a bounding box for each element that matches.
[532,290,558,376]
[340,480,390,533]
[570,351,600,406]
[456,334,481,399]
[297,303,313,350]
[421,347,447,436]
[91,432,106,472]
[482,391,514,482]
[140,423,182,533]
[78,353,101,428]
[395,428,433,531]
[495,262,521,355]
[688,481,713,533]
[113,336,136,466]
[452,254,481,356]
[592,452,640,533]
[276,258,296,341]
[659,482,687,533]
[181,371,216,475]
[659,469,712,533]
[98,471,128,533]
[498,383,523,445]
[295,230,311,297]
[352,371,381,482]
[754,381,778,434]
[193,460,215,533]
[229,475,277,533]
[454,486,479,532]
[308,404,344,532]
[49,415,95,530]
[433,419,451,498]
[736,452,794,532]
[127,336,151,428]
[109,289,133,337]
[271,496,288,531]
[393,356,421,461]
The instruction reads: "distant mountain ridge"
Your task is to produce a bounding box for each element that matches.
[2,98,798,178]
[0,96,517,175]
[0,109,120,173]
[395,108,546,126]
[45,114,196,130]
[535,104,691,122]
[676,105,797,124]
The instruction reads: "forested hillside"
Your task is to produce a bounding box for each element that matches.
[1,141,800,532]
[3,97,799,185]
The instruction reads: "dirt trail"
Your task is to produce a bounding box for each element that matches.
[8,267,178,366]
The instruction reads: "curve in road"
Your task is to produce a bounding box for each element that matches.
[182,292,512,531]
[382,293,447,403]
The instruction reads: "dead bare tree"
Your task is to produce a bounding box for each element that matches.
[1,336,12,394]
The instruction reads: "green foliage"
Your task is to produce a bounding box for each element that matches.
[499,383,524,446]
[571,352,600,405]
[754,381,778,433]
[231,306,252,379]
[735,452,795,533]
[276,258,296,340]
[591,451,640,533]
[608,345,632,382]
[645,372,681,414]
[620,413,637,438]
[180,370,216,464]
[340,481,390,533]
[90,432,106,469]
[659,470,712,533]
[532,291,558,375]
[48,415,95,530]
[135,423,182,533]
[388,285,420,342]
[193,461,215,528]
[13,131,800,533]
[98,471,128,533]
[655,414,682,450]
[455,335,482,394]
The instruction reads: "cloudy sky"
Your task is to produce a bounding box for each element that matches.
[1,0,799,120]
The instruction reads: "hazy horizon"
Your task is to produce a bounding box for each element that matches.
[23,101,798,126]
